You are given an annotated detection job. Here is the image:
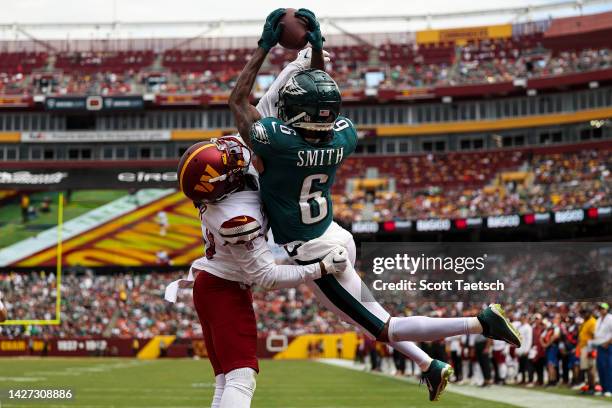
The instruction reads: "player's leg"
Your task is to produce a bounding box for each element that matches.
[307,270,453,401]
[312,223,491,343]
[203,326,226,408]
[193,275,225,408]
[193,270,258,408]
[309,251,483,343]
[319,226,434,370]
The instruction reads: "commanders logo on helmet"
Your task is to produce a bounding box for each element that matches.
[177,137,251,203]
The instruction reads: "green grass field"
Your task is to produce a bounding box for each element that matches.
[0,358,516,408]
[0,190,126,248]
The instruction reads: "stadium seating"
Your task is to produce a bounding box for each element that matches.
[0,38,609,96]
[333,146,611,222]
[54,51,155,74]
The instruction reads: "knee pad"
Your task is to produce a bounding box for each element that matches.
[224,368,257,398]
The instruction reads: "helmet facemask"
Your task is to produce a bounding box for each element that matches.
[204,137,251,203]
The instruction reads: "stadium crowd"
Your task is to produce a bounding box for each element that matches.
[356,301,612,396]
[0,266,610,395]
[334,148,612,222]
[0,44,609,96]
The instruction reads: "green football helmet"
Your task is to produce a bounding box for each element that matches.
[277,69,342,132]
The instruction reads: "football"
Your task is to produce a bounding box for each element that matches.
[279,8,308,50]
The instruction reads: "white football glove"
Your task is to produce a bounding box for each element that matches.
[293,47,331,70]
[320,246,348,276]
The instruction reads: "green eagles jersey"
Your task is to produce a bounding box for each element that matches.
[250,116,358,244]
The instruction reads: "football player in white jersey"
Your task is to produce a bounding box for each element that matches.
[168,134,348,408]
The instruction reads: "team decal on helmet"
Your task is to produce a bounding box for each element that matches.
[194,164,221,194]
[282,76,308,96]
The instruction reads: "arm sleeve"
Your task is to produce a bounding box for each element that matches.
[256,62,301,118]
[227,235,322,289]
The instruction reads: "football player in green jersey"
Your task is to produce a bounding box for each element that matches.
[229,8,522,401]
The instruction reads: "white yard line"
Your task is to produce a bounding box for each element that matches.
[318,358,611,408]
[0,188,175,266]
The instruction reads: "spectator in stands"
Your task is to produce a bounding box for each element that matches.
[541,314,562,386]
[593,303,612,397]
[516,314,533,384]
[529,314,546,387]
[576,308,597,393]
[474,334,492,387]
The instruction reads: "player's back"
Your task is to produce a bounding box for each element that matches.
[251,115,357,244]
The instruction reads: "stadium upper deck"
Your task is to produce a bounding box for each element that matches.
[0,11,609,104]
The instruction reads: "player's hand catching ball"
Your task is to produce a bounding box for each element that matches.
[293,48,331,70]
[258,8,286,51]
[295,8,325,51]
[320,246,348,276]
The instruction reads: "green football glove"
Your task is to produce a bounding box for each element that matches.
[258,8,286,51]
[295,8,325,51]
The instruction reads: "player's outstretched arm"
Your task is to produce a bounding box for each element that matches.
[228,237,348,290]
[295,9,325,70]
[229,8,285,148]
[256,48,331,118]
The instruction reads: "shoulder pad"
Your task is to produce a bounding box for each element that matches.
[219,215,262,244]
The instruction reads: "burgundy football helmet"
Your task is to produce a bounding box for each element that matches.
[177,136,251,203]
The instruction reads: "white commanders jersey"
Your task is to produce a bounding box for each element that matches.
[192,189,269,284]
[187,188,322,290]
[165,186,323,303]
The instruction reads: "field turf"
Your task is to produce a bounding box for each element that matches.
[0,190,126,248]
[0,358,517,407]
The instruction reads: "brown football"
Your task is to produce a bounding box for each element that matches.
[279,8,308,50]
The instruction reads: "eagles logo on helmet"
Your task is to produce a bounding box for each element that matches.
[177,136,251,203]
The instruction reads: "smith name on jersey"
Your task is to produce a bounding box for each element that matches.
[250,116,357,244]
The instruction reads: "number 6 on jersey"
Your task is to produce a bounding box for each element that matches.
[300,174,329,224]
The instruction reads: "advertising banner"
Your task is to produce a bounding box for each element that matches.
[44,96,144,111]
[21,130,171,143]
[0,168,177,189]
[0,95,33,108]
[0,335,306,359]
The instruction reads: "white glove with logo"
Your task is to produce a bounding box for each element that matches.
[320,246,348,276]
[293,47,331,70]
